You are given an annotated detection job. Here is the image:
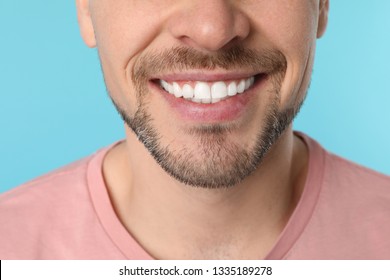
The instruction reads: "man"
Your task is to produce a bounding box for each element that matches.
[1,0,389,260]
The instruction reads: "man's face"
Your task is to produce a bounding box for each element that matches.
[77,0,328,188]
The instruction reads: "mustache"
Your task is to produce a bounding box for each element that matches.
[132,46,287,85]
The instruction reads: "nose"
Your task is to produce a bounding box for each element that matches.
[167,0,251,52]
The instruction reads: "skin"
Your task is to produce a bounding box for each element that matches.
[76,0,329,259]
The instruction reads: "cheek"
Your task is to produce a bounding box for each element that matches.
[92,1,163,63]
[254,3,318,108]
[91,1,165,110]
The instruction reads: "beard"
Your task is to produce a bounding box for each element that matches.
[106,46,303,188]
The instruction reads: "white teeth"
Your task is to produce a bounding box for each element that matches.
[245,79,251,90]
[227,82,238,96]
[167,83,173,94]
[237,80,246,94]
[248,77,255,89]
[194,82,211,99]
[173,82,182,98]
[211,82,228,99]
[160,76,255,104]
[182,84,194,99]
[160,80,169,92]
[192,98,202,103]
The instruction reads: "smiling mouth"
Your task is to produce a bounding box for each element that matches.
[157,75,264,104]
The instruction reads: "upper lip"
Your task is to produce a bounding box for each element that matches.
[152,71,262,82]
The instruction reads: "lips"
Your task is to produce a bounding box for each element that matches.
[149,73,267,123]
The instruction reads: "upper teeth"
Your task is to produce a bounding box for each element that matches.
[159,77,255,104]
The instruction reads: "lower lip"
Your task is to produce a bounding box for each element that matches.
[150,75,267,123]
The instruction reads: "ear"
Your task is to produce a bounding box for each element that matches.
[76,0,96,48]
[317,0,329,38]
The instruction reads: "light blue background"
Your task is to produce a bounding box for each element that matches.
[1,1,389,193]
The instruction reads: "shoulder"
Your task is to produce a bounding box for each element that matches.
[0,155,93,233]
[289,134,390,259]
[324,150,390,197]
[303,133,390,212]
[0,149,107,259]
[0,156,91,210]
[300,132,390,191]
[287,133,390,259]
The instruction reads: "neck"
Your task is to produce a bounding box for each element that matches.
[103,127,308,259]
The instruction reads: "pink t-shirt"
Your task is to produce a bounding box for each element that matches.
[1,133,390,259]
